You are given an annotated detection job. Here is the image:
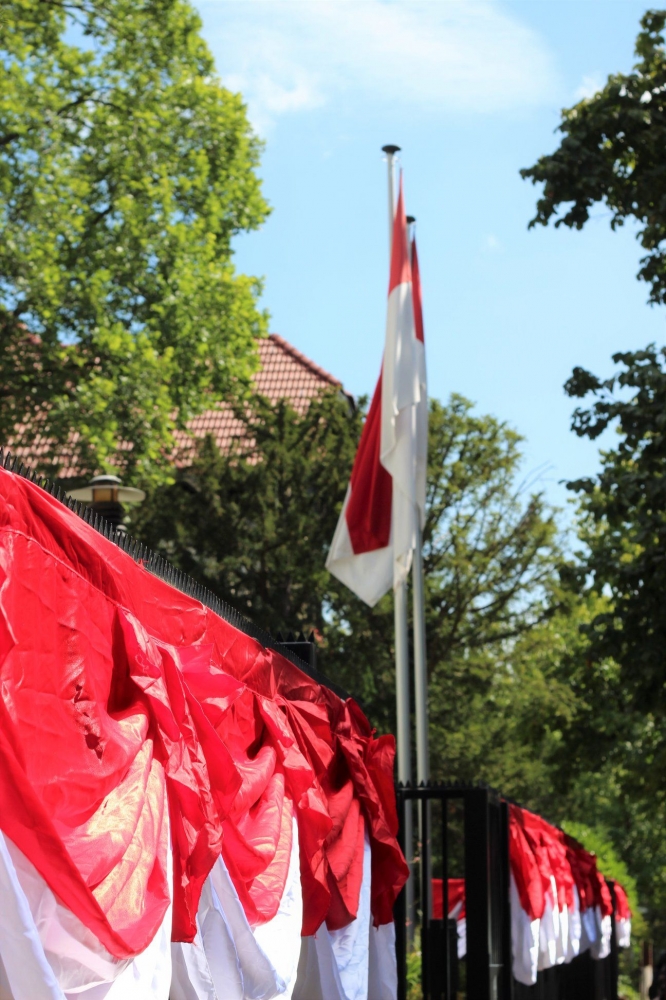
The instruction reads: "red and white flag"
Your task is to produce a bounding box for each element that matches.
[327,177,427,606]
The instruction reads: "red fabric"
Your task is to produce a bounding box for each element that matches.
[614,882,631,921]
[509,805,547,920]
[518,809,574,913]
[432,878,465,921]
[345,373,392,554]
[411,237,424,344]
[509,805,614,921]
[389,177,411,295]
[0,469,408,958]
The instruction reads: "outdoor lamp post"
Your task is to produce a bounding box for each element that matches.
[67,475,145,531]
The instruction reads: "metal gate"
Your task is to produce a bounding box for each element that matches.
[394,782,620,1000]
[395,783,512,1000]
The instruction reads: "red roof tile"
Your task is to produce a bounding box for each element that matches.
[11,335,349,477]
[175,335,346,462]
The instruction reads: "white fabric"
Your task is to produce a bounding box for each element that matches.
[538,877,564,971]
[0,832,66,1000]
[293,929,347,1000]
[294,829,373,1000]
[616,917,632,950]
[580,902,599,954]
[66,913,172,1000]
[170,930,217,1000]
[510,873,540,986]
[510,866,616,983]
[446,900,467,959]
[328,832,372,1000]
[325,484,394,608]
[0,831,172,1000]
[173,815,302,1000]
[367,923,397,1000]
[253,815,303,998]
[456,918,467,960]
[380,282,427,590]
[589,908,612,961]
[564,887,581,963]
[294,827,396,1000]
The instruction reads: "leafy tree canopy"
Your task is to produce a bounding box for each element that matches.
[0,0,268,481]
[552,346,666,946]
[565,346,666,715]
[131,389,363,635]
[521,9,666,305]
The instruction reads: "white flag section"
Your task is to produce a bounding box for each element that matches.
[0,820,394,1000]
[327,177,427,606]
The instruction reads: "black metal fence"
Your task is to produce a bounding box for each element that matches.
[394,782,619,1000]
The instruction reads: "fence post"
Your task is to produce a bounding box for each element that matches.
[464,787,491,1000]
[500,799,513,1000]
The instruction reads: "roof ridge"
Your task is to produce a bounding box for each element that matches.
[266,334,341,388]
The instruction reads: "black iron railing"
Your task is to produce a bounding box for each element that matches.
[394,782,620,1000]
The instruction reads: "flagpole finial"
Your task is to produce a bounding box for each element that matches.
[406,215,416,225]
[382,144,401,155]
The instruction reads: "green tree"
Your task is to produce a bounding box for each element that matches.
[0,0,268,481]
[131,389,364,635]
[521,9,666,305]
[564,347,666,715]
[520,12,666,953]
[551,347,666,949]
[132,392,563,748]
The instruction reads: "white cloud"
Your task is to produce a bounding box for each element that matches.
[575,73,605,102]
[200,0,559,130]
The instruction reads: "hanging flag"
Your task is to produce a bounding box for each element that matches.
[327,177,427,606]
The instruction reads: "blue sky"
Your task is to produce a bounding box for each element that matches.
[196,0,664,514]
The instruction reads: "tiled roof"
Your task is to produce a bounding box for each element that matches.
[12,335,349,477]
[176,334,347,462]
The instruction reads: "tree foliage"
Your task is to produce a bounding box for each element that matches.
[564,346,666,715]
[521,9,666,305]
[131,389,363,634]
[0,0,268,480]
[520,14,666,951]
[325,395,561,737]
[132,392,562,745]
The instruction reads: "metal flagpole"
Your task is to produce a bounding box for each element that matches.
[407,216,429,790]
[408,214,431,938]
[382,143,414,941]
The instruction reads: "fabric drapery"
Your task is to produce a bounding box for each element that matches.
[508,804,629,985]
[0,468,407,999]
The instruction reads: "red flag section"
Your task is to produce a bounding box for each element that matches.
[345,375,392,554]
[0,469,408,959]
[411,235,425,344]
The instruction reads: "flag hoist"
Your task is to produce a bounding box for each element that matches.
[326,147,429,928]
